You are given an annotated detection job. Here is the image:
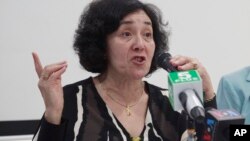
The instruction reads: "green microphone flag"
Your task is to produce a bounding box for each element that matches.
[168,69,203,113]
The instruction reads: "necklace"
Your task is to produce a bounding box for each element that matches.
[100,82,144,116]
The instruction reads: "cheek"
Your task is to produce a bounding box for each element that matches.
[108,47,128,65]
[107,39,128,60]
[148,44,155,60]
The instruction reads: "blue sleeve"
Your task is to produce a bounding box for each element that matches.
[216,76,242,112]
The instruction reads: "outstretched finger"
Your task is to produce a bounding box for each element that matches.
[49,66,67,80]
[42,62,67,79]
[32,52,43,77]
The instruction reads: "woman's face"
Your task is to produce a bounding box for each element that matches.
[106,10,155,79]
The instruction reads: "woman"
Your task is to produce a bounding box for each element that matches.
[32,0,216,140]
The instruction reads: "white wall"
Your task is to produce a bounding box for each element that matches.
[0,0,249,121]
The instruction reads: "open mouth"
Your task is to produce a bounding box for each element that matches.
[132,56,146,64]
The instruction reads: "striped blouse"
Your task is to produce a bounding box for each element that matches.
[33,77,216,141]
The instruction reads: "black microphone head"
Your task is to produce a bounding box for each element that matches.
[156,52,177,72]
[157,52,171,67]
[190,106,205,123]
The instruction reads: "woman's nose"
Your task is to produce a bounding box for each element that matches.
[132,35,145,51]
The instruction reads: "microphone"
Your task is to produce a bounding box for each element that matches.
[204,108,245,141]
[157,53,205,122]
[157,52,178,72]
[179,89,204,122]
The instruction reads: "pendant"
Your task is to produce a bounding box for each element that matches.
[131,137,141,141]
[126,106,131,116]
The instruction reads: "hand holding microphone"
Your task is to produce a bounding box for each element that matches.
[169,54,215,100]
[157,53,215,103]
[157,53,215,121]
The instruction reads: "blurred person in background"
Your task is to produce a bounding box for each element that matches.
[217,66,250,124]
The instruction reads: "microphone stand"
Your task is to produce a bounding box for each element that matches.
[182,110,206,141]
[187,116,197,141]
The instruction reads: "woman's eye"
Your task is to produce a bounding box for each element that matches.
[144,32,152,38]
[121,32,131,37]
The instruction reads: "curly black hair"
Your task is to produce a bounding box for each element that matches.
[73,0,169,75]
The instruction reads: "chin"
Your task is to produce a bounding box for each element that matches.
[132,71,148,80]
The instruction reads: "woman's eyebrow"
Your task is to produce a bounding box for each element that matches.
[120,20,152,26]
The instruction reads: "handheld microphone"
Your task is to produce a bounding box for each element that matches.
[157,52,178,72]
[157,53,205,121]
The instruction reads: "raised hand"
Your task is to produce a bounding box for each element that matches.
[32,52,67,124]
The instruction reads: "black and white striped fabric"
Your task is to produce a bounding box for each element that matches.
[33,77,187,141]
